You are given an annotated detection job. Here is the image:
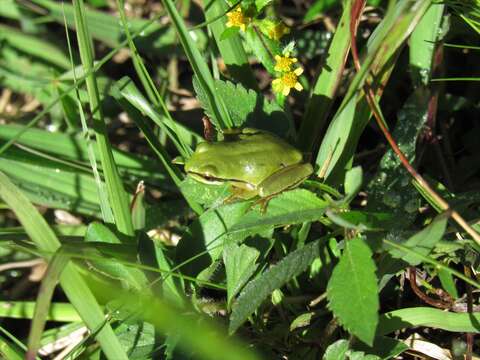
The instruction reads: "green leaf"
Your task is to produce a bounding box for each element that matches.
[314,95,356,180]
[229,238,324,333]
[220,26,241,40]
[255,0,272,12]
[387,215,447,266]
[177,201,273,273]
[138,232,185,305]
[409,3,445,85]
[323,339,349,360]
[231,189,328,232]
[327,237,379,346]
[73,0,134,236]
[245,26,281,74]
[378,307,480,335]
[84,223,149,291]
[194,78,294,137]
[223,243,260,307]
[354,336,408,360]
[366,90,432,228]
[116,321,156,359]
[179,177,231,207]
[437,268,459,299]
[343,166,363,203]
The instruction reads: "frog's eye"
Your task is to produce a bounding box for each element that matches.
[196,142,210,153]
[198,165,218,176]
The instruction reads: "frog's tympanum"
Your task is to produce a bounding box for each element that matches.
[184,128,313,200]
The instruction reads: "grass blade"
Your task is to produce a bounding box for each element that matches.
[161,0,232,129]
[298,0,352,151]
[73,0,133,236]
[0,171,128,360]
[203,0,258,89]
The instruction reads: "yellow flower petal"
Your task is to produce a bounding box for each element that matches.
[294,67,304,76]
[294,83,303,91]
[282,87,291,96]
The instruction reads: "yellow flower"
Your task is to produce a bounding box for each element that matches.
[272,67,304,96]
[274,53,298,72]
[226,6,251,32]
[268,22,290,40]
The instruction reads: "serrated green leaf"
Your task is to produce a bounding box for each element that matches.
[176,200,273,275]
[116,321,156,359]
[223,243,260,307]
[229,238,324,333]
[194,78,294,137]
[323,339,349,360]
[387,215,447,266]
[327,237,379,346]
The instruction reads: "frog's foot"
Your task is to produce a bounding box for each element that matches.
[249,196,274,214]
[223,186,257,205]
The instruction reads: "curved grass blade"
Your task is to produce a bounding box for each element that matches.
[378,307,480,335]
[27,251,70,358]
[0,171,128,360]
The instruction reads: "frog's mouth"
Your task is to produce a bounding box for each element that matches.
[187,172,227,185]
[187,172,255,190]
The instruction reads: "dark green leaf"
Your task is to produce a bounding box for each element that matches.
[229,238,324,333]
[194,78,294,137]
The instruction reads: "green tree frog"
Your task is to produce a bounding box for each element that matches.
[184,128,313,200]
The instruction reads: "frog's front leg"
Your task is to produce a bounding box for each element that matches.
[258,163,313,198]
[224,181,259,203]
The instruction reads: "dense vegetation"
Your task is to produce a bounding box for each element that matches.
[1,0,480,358]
